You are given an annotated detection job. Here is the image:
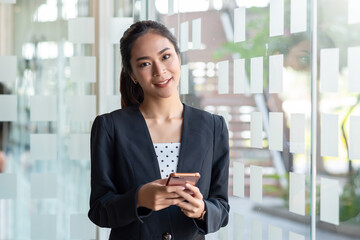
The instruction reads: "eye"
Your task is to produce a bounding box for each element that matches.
[299,55,309,64]
[140,62,150,68]
[163,54,171,60]
[298,55,310,68]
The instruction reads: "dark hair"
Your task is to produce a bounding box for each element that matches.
[119,20,180,108]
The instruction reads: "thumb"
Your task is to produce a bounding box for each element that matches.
[154,178,168,185]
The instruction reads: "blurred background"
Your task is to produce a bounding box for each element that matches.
[0,0,359,239]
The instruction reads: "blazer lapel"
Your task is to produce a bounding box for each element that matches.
[177,104,209,174]
[130,105,162,182]
[128,104,208,184]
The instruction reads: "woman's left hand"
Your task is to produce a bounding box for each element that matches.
[175,183,205,219]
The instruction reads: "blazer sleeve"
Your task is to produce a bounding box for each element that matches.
[193,115,230,234]
[88,115,151,228]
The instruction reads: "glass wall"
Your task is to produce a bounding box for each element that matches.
[159,1,313,239]
[0,0,359,239]
[0,0,96,239]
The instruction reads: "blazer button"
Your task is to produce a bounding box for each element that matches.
[162,232,172,240]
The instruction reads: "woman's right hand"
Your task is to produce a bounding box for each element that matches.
[137,179,185,211]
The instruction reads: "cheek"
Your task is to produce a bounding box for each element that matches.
[136,69,152,80]
[169,60,181,74]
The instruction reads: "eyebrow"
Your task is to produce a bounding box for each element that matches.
[135,47,171,62]
[300,50,310,54]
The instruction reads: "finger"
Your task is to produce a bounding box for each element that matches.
[152,202,178,211]
[154,185,183,195]
[184,189,195,195]
[175,189,194,202]
[153,178,168,185]
[185,183,203,199]
[158,178,168,185]
[158,198,185,206]
[165,185,185,193]
[177,202,197,213]
[175,189,201,207]
[180,208,196,218]
[182,209,199,218]
[155,193,181,200]
[154,190,184,201]
[165,193,183,199]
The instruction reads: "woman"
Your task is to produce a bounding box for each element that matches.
[88,20,229,239]
[0,83,9,173]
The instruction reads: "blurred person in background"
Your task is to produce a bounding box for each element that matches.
[0,83,10,173]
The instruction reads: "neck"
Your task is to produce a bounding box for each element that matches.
[139,94,183,120]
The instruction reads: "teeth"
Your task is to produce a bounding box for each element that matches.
[157,79,170,85]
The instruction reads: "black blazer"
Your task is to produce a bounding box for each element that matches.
[88,103,230,240]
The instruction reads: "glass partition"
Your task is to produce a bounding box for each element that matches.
[158,1,313,239]
[0,0,95,239]
[315,0,360,239]
[0,0,359,239]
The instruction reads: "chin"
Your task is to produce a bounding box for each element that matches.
[159,93,176,99]
[158,90,179,99]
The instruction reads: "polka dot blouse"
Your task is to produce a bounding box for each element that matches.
[153,142,180,179]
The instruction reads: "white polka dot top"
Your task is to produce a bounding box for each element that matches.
[153,142,180,179]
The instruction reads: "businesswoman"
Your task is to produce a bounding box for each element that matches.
[88,20,229,239]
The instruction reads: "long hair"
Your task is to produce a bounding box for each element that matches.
[119,20,180,108]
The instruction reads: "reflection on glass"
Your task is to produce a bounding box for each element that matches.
[0,0,92,239]
[1,0,360,239]
[62,0,78,19]
[33,0,58,22]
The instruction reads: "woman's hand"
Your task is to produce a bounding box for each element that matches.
[176,183,205,219]
[137,179,185,211]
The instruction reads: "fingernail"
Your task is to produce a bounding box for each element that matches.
[180,187,185,190]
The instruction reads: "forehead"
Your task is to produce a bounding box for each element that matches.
[131,32,175,58]
[291,40,311,52]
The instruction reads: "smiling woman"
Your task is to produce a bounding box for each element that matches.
[88,21,230,240]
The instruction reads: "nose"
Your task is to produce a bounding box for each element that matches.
[153,61,166,77]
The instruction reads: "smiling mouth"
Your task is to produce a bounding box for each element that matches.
[155,77,172,85]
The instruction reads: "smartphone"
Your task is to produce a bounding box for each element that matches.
[166,172,200,186]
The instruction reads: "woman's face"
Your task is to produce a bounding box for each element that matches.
[129,32,181,101]
[284,39,311,71]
